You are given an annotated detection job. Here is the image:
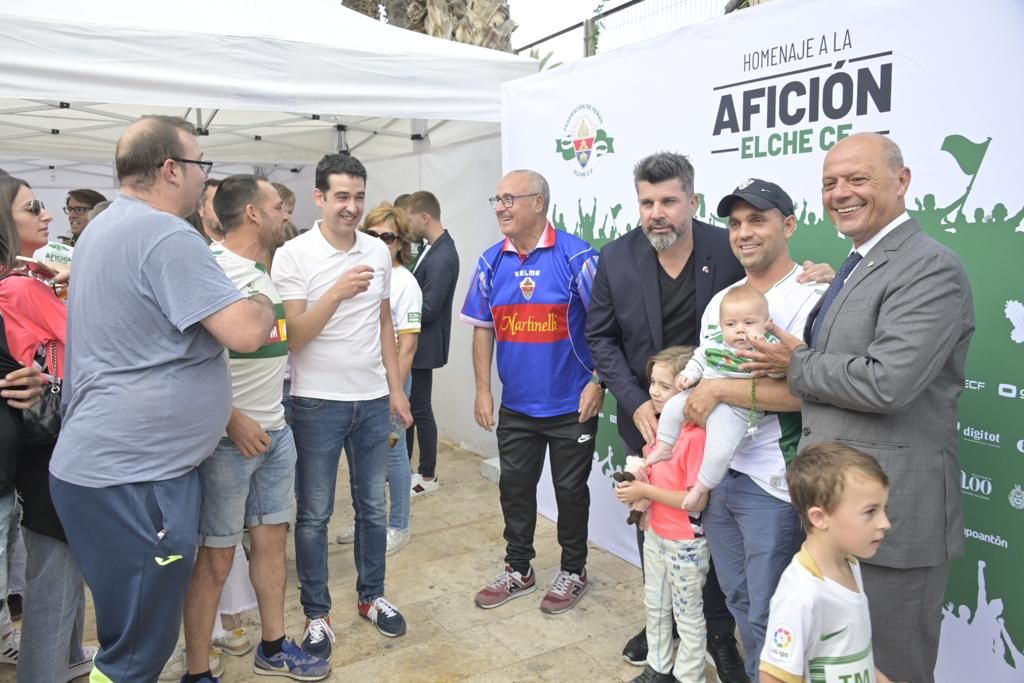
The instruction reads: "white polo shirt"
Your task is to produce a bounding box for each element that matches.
[272,224,392,401]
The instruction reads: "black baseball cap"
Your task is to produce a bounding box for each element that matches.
[717,178,796,218]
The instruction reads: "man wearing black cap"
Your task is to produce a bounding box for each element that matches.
[691,178,827,683]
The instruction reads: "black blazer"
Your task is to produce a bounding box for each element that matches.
[586,220,744,452]
[411,231,460,370]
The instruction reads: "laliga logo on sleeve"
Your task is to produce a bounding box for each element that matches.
[767,625,795,663]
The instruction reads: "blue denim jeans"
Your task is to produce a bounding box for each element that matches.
[703,470,804,682]
[290,395,390,615]
[386,377,412,533]
[18,528,87,683]
[644,530,709,681]
[0,492,18,602]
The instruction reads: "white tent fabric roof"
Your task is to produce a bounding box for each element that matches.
[0,0,534,172]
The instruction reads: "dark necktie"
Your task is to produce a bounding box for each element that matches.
[809,251,863,348]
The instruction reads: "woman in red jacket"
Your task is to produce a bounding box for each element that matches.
[0,175,94,681]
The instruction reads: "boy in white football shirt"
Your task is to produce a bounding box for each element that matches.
[760,443,900,683]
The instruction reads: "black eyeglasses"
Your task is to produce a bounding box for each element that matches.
[63,206,90,216]
[488,193,540,209]
[19,200,45,216]
[164,157,213,178]
[362,229,399,245]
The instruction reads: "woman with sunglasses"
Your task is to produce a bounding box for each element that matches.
[0,175,95,681]
[335,203,422,556]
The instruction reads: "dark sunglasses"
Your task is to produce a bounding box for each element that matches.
[20,200,45,216]
[362,229,399,245]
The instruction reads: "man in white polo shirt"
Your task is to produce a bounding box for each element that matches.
[272,154,412,657]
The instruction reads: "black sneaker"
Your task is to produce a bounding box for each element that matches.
[628,664,674,683]
[6,595,21,622]
[707,632,749,683]
[622,626,647,666]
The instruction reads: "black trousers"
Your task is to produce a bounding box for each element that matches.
[496,406,598,576]
[406,368,438,478]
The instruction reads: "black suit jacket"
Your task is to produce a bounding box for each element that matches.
[586,220,744,452]
[411,231,460,370]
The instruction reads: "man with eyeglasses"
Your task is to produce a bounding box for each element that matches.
[62,189,108,245]
[49,115,276,683]
[463,169,603,615]
[271,153,413,656]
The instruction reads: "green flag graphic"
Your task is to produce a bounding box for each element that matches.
[940,134,991,176]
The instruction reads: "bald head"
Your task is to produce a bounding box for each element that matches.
[828,132,904,173]
[822,133,911,247]
[116,116,198,188]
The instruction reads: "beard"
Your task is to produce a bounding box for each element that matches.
[644,224,680,251]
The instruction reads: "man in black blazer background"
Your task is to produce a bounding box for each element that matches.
[587,152,747,681]
[401,191,460,495]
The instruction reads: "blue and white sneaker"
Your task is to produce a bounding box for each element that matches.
[300,616,335,661]
[253,638,330,681]
[358,596,407,638]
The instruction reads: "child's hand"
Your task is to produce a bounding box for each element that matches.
[682,486,709,512]
[615,480,647,504]
[674,372,692,391]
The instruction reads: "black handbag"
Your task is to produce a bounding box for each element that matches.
[21,340,62,446]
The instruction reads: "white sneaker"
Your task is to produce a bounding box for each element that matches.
[67,645,98,681]
[385,528,410,556]
[411,477,440,497]
[336,524,355,544]
[0,629,19,665]
[212,626,253,656]
[157,645,224,681]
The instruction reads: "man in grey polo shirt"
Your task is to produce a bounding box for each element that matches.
[49,115,276,683]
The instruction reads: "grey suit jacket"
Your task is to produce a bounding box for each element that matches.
[789,217,975,569]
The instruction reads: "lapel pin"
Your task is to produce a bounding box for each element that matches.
[867,261,874,267]
[701,265,710,274]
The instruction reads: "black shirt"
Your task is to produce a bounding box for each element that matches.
[0,316,21,497]
[658,253,698,347]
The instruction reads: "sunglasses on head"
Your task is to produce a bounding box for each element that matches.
[362,229,399,245]
[21,200,45,216]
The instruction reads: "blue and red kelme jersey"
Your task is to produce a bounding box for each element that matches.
[461,223,599,418]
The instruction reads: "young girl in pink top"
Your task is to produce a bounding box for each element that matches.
[616,345,711,683]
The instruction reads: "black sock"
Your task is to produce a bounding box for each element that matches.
[510,564,531,577]
[186,672,213,683]
[261,636,285,657]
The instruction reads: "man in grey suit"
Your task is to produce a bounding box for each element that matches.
[400,191,459,494]
[747,133,975,683]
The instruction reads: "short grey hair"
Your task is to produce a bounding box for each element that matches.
[880,135,905,172]
[633,152,695,195]
[508,169,550,213]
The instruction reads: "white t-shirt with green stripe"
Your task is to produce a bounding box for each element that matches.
[390,265,422,339]
[760,546,877,683]
[212,244,288,431]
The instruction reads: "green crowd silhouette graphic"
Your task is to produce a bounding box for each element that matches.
[548,133,1022,484]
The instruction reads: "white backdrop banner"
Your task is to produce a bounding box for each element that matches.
[501,0,1023,679]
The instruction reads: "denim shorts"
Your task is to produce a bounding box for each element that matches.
[198,425,296,547]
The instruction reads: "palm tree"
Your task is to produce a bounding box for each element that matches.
[346,0,517,52]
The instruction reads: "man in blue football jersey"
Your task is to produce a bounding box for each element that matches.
[462,169,604,615]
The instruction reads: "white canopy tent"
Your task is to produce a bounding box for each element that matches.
[0,0,535,183]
